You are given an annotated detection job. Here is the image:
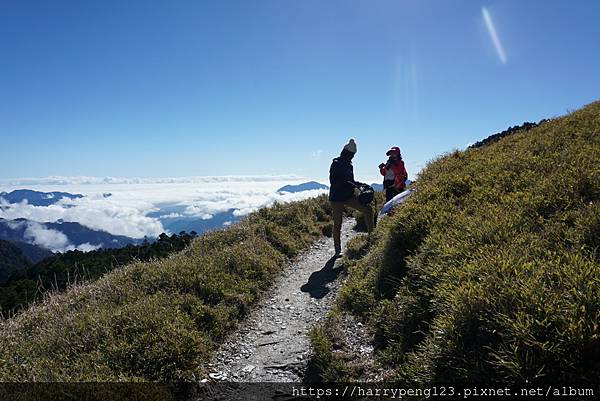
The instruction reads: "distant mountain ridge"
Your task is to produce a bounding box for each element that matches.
[277,181,329,193]
[9,240,53,264]
[0,218,139,252]
[0,189,83,206]
[148,206,240,235]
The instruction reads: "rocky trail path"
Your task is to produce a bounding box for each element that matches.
[207,219,358,382]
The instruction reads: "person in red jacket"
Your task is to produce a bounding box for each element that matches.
[379,146,408,202]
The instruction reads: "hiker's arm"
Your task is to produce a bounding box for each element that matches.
[399,161,407,180]
[394,161,408,188]
[347,165,357,185]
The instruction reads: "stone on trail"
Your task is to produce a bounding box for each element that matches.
[242,365,256,373]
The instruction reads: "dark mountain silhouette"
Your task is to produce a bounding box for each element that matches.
[0,240,31,282]
[0,189,83,206]
[10,240,53,264]
[277,181,329,193]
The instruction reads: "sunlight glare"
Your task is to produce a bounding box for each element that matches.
[482,6,507,64]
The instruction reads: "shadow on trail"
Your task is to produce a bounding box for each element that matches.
[300,256,344,299]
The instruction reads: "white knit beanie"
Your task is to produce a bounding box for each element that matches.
[343,138,357,154]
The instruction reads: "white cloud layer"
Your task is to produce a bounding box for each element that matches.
[24,221,70,251]
[1,196,164,239]
[0,176,328,240]
[7,220,101,252]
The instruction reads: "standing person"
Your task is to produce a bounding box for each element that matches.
[379,146,408,202]
[329,138,374,256]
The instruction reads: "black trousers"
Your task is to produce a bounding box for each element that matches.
[385,187,401,202]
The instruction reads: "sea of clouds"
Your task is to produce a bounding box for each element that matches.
[0,176,329,245]
[5,219,101,253]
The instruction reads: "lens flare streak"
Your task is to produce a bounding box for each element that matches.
[482,7,507,64]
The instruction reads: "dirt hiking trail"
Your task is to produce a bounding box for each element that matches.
[207,219,358,382]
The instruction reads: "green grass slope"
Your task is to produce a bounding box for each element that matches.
[0,196,333,381]
[316,101,600,385]
[0,232,197,315]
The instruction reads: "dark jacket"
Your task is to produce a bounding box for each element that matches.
[329,157,355,202]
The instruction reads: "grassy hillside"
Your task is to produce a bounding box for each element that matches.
[0,196,333,381]
[0,232,196,315]
[312,101,600,385]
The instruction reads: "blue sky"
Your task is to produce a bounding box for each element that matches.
[1,0,599,181]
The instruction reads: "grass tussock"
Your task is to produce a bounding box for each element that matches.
[328,101,600,385]
[307,311,357,383]
[0,196,332,381]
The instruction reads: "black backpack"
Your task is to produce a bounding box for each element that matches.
[354,182,375,205]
